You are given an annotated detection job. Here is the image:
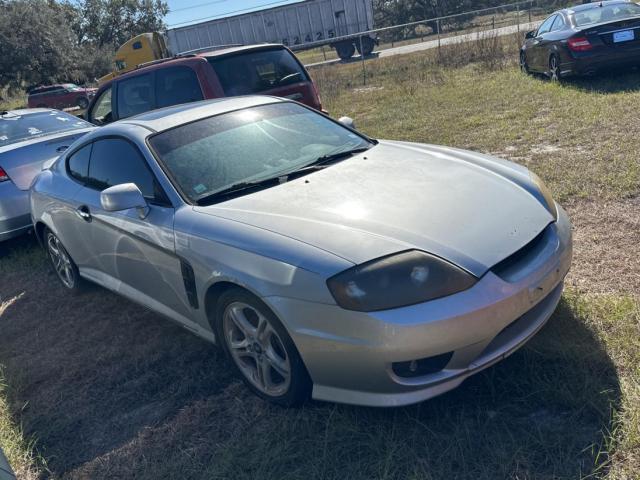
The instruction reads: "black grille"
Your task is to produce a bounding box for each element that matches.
[491,226,549,280]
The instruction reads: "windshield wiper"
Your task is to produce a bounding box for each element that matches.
[196,176,286,205]
[287,146,372,177]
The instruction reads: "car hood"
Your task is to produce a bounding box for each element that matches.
[194,141,554,277]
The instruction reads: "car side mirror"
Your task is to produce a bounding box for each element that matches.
[525,30,536,39]
[100,183,149,219]
[338,116,356,129]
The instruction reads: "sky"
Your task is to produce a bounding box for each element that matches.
[165,0,303,28]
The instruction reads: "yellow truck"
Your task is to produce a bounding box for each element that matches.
[98,32,169,85]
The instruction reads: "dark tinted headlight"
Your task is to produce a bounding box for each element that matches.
[327,250,477,312]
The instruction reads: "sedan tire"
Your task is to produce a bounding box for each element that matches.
[520,51,530,75]
[215,288,311,406]
[44,227,84,293]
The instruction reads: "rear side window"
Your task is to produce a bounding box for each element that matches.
[87,138,156,199]
[207,48,309,96]
[117,73,154,119]
[551,15,566,31]
[537,15,557,35]
[90,87,113,125]
[67,143,92,183]
[155,66,204,108]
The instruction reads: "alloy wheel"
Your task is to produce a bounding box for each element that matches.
[223,301,291,397]
[520,52,529,74]
[47,232,75,289]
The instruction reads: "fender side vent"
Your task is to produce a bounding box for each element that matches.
[180,260,199,309]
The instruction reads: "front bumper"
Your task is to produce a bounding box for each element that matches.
[266,205,572,407]
[0,182,30,242]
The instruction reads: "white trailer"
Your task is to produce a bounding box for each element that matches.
[166,0,377,60]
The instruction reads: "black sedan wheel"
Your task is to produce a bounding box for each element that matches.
[76,97,89,109]
[520,51,530,74]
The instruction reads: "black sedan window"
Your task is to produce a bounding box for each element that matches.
[149,102,372,203]
[0,110,90,147]
[537,15,557,35]
[574,3,640,26]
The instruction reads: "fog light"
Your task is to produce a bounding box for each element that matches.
[392,351,453,378]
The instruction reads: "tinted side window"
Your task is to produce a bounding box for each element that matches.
[90,87,113,125]
[117,73,154,119]
[207,48,309,96]
[537,15,557,35]
[551,15,565,32]
[155,66,203,109]
[87,138,156,199]
[67,143,92,183]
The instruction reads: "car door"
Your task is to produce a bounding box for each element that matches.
[529,14,557,71]
[71,137,195,321]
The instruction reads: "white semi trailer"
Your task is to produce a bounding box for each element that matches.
[166,0,377,60]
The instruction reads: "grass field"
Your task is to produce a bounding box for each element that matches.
[1,43,639,479]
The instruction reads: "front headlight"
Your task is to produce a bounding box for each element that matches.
[530,172,557,221]
[326,250,477,312]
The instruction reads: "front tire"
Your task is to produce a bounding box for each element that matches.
[520,51,530,74]
[76,96,89,109]
[44,227,84,293]
[215,288,311,406]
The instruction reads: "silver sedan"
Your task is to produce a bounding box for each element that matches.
[30,97,572,407]
[0,109,94,241]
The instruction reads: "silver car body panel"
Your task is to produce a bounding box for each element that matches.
[30,97,572,407]
[0,109,94,241]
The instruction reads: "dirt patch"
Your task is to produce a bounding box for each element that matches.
[565,198,640,296]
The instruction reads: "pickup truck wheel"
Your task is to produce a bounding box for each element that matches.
[76,97,89,109]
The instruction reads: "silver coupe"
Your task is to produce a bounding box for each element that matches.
[0,109,94,241]
[30,97,572,407]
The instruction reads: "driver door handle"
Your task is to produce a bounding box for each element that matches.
[76,205,92,222]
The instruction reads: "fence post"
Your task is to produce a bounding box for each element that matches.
[516,2,520,34]
[528,0,532,24]
[437,18,441,56]
[359,36,366,86]
[322,45,327,61]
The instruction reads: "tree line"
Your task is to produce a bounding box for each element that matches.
[0,0,167,94]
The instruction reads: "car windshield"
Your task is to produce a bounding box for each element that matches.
[207,48,309,96]
[0,110,91,147]
[573,3,640,26]
[149,102,372,203]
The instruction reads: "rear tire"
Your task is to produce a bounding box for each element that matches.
[215,288,311,407]
[44,227,84,293]
[335,41,356,60]
[356,36,375,57]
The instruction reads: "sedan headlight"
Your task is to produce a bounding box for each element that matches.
[327,250,477,312]
[530,172,557,221]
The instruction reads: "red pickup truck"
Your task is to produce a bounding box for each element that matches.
[27,84,97,110]
[86,44,323,125]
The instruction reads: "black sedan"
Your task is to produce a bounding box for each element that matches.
[521,0,640,80]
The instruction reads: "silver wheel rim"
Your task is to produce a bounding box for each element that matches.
[550,57,559,81]
[47,233,75,289]
[223,301,291,397]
